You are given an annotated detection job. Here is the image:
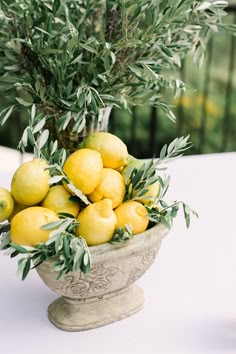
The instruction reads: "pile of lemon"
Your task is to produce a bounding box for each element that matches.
[0,132,159,247]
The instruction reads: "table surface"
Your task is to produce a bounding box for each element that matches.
[1,151,236,354]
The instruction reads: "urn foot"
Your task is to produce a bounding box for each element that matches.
[48,283,144,331]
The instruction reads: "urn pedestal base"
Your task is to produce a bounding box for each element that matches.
[48,283,144,331]
[37,224,169,331]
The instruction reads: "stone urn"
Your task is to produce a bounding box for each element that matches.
[36,223,169,331]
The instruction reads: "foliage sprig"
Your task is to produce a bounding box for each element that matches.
[124,135,191,202]
[0,215,91,280]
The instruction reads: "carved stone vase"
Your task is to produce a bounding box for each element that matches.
[36,223,169,331]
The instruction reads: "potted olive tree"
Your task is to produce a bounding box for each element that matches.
[0,0,233,331]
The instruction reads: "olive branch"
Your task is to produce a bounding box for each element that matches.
[0,215,91,281]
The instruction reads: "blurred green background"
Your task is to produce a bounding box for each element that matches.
[0,4,235,158]
[110,6,236,158]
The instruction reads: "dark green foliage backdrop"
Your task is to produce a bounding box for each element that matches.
[0,4,235,157]
[110,11,236,158]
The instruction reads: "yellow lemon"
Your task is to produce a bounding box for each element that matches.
[63,148,103,195]
[114,200,149,235]
[121,157,143,180]
[76,199,117,246]
[8,202,27,222]
[11,158,50,206]
[0,187,14,222]
[138,181,161,206]
[10,206,59,246]
[83,132,129,169]
[122,158,161,206]
[41,185,80,217]
[88,168,126,209]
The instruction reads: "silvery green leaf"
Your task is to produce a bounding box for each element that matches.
[142,64,160,81]
[17,257,31,280]
[60,99,72,107]
[35,80,40,92]
[52,260,65,272]
[54,219,72,234]
[160,144,167,160]
[50,140,58,155]
[125,224,133,235]
[48,175,63,184]
[32,117,46,134]
[66,183,90,205]
[63,112,72,130]
[83,251,90,267]
[41,219,65,230]
[20,127,29,147]
[53,0,61,13]
[110,51,116,65]
[80,44,97,54]
[72,115,86,133]
[136,188,149,197]
[212,1,228,5]
[63,237,70,259]
[77,91,85,106]
[60,149,67,165]
[0,231,10,250]
[196,2,212,11]
[15,97,32,106]
[37,129,49,149]
[0,105,15,125]
[22,258,31,280]
[183,204,191,228]
[55,234,64,253]
[11,243,29,254]
[70,53,83,65]
[17,257,28,272]
[31,104,36,120]
[45,232,59,246]
[167,137,178,155]
[73,247,84,272]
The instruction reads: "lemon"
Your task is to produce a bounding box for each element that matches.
[10,206,59,246]
[11,158,50,206]
[41,185,80,217]
[8,202,27,222]
[122,158,160,206]
[138,181,161,206]
[76,199,117,246]
[83,132,129,169]
[114,200,149,235]
[88,168,126,209]
[0,187,15,222]
[63,148,103,195]
[121,157,143,180]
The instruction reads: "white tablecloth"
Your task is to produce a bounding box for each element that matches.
[1,152,236,354]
